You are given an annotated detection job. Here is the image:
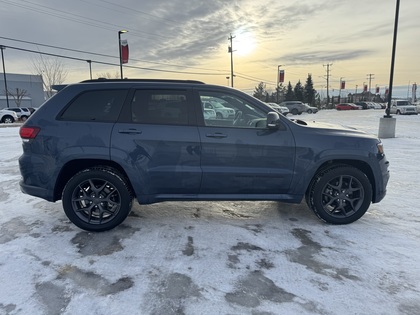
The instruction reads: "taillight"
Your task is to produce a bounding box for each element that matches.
[20,126,40,139]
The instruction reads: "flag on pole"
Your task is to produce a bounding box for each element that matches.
[120,39,129,64]
[364,85,368,92]
[340,80,345,89]
[279,70,285,83]
[376,86,380,94]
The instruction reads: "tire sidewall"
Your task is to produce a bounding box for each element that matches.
[310,166,372,224]
[62,168,132,232]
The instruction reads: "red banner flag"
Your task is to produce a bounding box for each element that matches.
[279,70,285,83]
[120,39,129,64]
[340,80,345,89]
[364,85,368,92]
[385,88,389,95]
[376,86,380,94]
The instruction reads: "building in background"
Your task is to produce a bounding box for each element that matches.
[0,73,44,109]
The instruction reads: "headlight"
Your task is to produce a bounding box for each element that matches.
[377,142,384,155]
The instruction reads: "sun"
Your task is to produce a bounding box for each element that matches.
[233,29,256,56]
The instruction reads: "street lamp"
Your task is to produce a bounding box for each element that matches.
[118,30,128,79]
[86,60,92,80]
[276,65,283,103]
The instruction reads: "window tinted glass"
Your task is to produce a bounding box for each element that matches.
[199,90,266,128]
[60,90,127,122]
[131,90,189,125]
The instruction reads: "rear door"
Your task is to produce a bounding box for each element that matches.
[194,87,296,195]
[111,87,201,200]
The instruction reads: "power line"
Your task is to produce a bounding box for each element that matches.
[1,44,224,76]
[0,36,230,73]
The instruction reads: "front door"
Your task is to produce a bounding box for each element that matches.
[195,88,296,195]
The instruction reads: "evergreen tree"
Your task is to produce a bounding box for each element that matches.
[294,80,304,102]
[285,81,295,101]
[304,74,317,106]
[253,82,267,101]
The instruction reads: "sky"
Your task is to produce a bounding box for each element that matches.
[0,0,419,98]
[1,110,420,314]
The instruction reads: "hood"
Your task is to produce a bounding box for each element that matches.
[289,118,374,137]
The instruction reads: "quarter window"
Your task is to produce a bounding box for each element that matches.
[60,90,127,122]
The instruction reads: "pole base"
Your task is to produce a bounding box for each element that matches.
[378,117,396,138]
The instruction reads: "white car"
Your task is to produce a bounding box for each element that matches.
[389,100,418,115]
[0,108,19,123]
[8,107,32,121]
[266,102,290,116]
[203,101,235,119]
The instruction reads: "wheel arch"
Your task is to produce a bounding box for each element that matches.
[54,159,134,201]
[306,159,376,201]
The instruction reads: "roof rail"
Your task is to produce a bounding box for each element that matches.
[80,78,205,84]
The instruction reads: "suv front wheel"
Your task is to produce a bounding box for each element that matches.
[62,167,133,232]
[306,165,372,224]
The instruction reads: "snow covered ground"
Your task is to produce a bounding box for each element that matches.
[0,110,419,315]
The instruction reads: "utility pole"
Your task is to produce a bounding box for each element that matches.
[228,34,235,87]
[323,63,332,106]
[367,73,375,100]
[0,45,10,108]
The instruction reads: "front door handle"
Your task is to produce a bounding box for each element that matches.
[206,133,227,138]
[118,129,143,135]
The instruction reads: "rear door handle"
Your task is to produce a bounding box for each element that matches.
[118,129,143,135]
[206,133,227,139]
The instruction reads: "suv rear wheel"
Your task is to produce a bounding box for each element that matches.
[306,165,372,224]
[1,115,15,123]
[291,108,299,115]
[62,167,133,232]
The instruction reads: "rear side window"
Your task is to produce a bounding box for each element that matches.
[60,90,127,122]
[130,90,189,125]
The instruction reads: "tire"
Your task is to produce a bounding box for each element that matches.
[216,112,223,119]
[291,108,298,115]
[306,165,372,224]
[21,115,28,121]
[307,109,313,114]
[2,116,15,123]
[396,110,401,115]
[62,167,133,232]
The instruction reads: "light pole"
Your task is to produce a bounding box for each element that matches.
[86,60,92,80]
[277,65,283,103]
[118,30,128,79]
[0,45,9,108]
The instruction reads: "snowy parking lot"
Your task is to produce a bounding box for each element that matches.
[0,109,419,315]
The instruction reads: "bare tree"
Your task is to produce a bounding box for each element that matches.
[97,71,119,79]
[32,56,68,98]
[4,88,28,107]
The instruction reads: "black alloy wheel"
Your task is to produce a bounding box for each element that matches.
[62,167,132,231]
[307,165,372,224]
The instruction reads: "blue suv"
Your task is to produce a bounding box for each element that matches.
[19,79,389,231]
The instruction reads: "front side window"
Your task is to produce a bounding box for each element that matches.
[199,90,267,128]
[130,90,189,125]
[60,89,127,122]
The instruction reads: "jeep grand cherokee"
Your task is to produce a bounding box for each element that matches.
[19,79,389,231]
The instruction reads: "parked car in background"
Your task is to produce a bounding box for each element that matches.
[202,100,235,119]
[303,103,318,114]
[202,103,217,120]
[0,108,19,123]
[280,101,307,115]
[266,102,290,116]
[389,100,418,115]
[7,107,32,121]
[355,102,369,110]
[336,103,361,110]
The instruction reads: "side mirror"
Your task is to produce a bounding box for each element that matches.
[267,111,280,129]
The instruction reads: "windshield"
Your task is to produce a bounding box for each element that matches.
[396,101,410,106]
